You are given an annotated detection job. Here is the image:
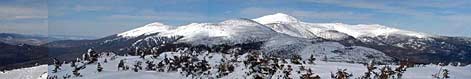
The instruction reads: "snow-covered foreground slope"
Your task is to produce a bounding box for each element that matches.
[402,65,471,79]
[43,51,470,79]
[3,56,469,79]
[47,53,185,79]
[280,62,471,79]
[0,65,47,79]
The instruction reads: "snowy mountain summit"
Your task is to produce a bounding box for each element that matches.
[253,13,432,39]
[252,13,300,24]
[118,22,173,37]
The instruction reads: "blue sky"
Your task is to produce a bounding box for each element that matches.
[1,0,471,37]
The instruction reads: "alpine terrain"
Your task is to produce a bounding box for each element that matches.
[2,13,471,79]
[45,13,471,64]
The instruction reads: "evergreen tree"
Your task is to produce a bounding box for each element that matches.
[145,61,156,71]
[106,52,110,56]
[134,47,140,56]
[394,60,409,79]
[433,63,451,79]
[157,61,165,72]
[362,60,378,79]
[82,53,89,62]
[72,68,81,77]
[133,61,142,72]
[331,69,352,79]
[308,54,316,64]
[151,47,159,58]
[140,51,146,59]
[72,65,85,77]
[379,66,394,79]
[323,55,328,61]
[87,48,99,64]
[443,69,450,79]
[291,55,302,64]
[97,63,103,72]
[118,59,125,71]
[52,58,61,73]
[76,58,81,63]
[70,60,76,67]
[301,68,320,79]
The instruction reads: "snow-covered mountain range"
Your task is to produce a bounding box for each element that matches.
[119,13,431,40]
[254,13,431,39]
[45,13,471,64]
[3,13,471,79]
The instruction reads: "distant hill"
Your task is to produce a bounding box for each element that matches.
[0,42,49,71]
[0,33,98,46]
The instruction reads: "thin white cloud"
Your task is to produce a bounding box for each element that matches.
[0,20,48,35]
[304,0,471,17]
[102,9,211,23]
[393,0,470,9]
[0,6,47,20]
[240,7,373,20]
[291,11,373,20]
[303,0,434,16]
[73,5,112,12]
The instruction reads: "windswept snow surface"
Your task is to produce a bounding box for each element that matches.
[300,42,393,63]
[262,35,393,63]
[0,65,47,79]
